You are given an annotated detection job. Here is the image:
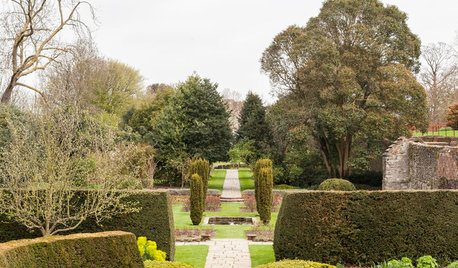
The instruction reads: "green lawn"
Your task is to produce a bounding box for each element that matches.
[239,168,255,193]
[175,245,209,268]
[173,202,278,239]
[208,169,226,192]
[249,245,275,267]
[413,129,458,137]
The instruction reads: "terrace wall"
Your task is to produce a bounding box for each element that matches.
[383,136,458,190]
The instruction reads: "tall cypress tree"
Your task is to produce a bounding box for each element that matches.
[237,92,271,155]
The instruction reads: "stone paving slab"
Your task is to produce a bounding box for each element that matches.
[221,169,242,199]
[204,239,251,268]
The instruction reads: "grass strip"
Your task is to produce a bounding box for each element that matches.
[175,245,209,268]
[249,245,275,267]
[208,169,226,193]
[239,168,255,193]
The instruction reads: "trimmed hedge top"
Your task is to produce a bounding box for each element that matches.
[317,178,356,191]
[0,231,143,268]
[144,260,194,268]
[0,190,176,261]
[258,260,336,268]
[274,190,458,266]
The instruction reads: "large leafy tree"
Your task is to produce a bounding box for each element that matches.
[266,95,328,187]
[261,0,427,178]
[153,74,232,166]
[237,92,271,157]
[122,86,175,141]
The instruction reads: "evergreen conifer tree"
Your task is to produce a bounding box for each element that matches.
[237,92,271,157]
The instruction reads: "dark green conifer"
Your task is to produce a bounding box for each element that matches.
[190,173,204,225]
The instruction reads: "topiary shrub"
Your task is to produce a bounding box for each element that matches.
[257,260,335,268]
[190,173,204,225]
[317,178,356,191]
[0,231,143,268]
[144,260,194,268]
[190,158,210,212]
[258,167,273,224]
[254,159,273,213]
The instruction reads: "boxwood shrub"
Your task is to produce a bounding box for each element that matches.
[317,178,356,191]
[274,191,458,266]
[0,190,175,260]
[0,231,143,268]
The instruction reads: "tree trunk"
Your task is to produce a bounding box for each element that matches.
[318,136,336,177]
[335,135,352,179]
[1,78,17,104]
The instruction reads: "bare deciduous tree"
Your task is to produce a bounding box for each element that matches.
[0,0,94,104]
[43,40,143,116]
[0,105,138,236]
[420,42,458,123]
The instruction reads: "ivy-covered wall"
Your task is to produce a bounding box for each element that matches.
[383,136,458,190]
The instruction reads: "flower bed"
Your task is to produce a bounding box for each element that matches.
[245,222,274,241]
[182,195,221,212]
[175,227,217,242]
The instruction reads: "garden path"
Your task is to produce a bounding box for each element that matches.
[204,239,251,268]
[205,170,251,267]
[221,169,243,199]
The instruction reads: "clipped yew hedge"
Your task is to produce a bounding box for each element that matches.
[0,231,143,268]
[274,190,458,266]
[258,260,335,268]
[0,190,175,260]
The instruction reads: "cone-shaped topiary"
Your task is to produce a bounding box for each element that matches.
[254,159,272,214]
[318,178,356,191]
[257,167,273,224]
[190,158,210,212]
[190,173,204,225]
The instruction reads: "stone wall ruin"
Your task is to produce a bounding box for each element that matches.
[382,136,458,190]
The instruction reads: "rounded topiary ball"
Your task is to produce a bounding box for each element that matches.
[318,178,356,191]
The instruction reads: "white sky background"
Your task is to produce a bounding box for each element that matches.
[92,0,458,104]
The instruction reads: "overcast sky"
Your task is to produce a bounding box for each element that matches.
[92,0,458,104]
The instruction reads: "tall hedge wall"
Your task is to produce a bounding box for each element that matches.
[274,190,458,266]
[0,190,175,261]
[0,231,143,268]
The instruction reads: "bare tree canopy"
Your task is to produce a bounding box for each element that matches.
[420,42,458,123]
[0,0,94,104]
[0,104,138,236]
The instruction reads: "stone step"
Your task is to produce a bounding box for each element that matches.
[220,197,244,203]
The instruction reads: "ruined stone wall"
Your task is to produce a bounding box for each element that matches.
[383,136,458,190]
